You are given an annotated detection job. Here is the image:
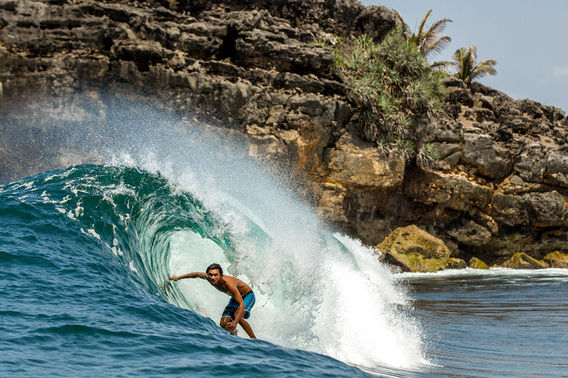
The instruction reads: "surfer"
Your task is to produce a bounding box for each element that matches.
[169,263,256,339]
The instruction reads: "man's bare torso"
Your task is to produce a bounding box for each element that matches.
[211,275,252,297]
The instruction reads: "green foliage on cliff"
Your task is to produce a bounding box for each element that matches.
[333,31,446,149]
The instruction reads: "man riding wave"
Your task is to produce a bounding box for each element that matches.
[169,263,256,338]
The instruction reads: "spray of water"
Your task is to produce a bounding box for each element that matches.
[7,98,427,369]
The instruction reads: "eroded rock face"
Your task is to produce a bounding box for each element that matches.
[326,133,406,189]
[1,0,568,266]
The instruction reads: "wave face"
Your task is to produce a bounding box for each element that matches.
[0,104,425,376]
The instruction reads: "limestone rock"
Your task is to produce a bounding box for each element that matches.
[448,219,492,247]
[542,251,568,268]
[523,191,567,228]
[545,149,568,188]
[447,258,467,269]
[376,225,452,272]
[498,175,547,195]
[327,132,406,189]
[500,252,547,269]
[404,167,493,212]
[442,76,465,88]
[448,87,474,107]
[468,257,489,270]
[491,193,527,227]
[513,142,547,183]
[461,133,512,179]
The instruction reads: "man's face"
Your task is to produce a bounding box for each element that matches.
[207,269,221,285]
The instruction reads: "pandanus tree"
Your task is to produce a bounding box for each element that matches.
[395,9,453,59]
[444,45,497,85]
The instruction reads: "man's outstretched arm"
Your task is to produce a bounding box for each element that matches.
[170,272,207,281]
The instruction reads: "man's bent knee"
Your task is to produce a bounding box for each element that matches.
[220,316,232,328]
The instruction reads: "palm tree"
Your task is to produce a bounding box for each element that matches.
[395,9,452,58]
[445,45,497,85]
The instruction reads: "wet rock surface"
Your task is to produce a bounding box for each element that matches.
[500,252,547,269]
[376,225,452,273]
[542,251,568,268]
[1,0,567,267]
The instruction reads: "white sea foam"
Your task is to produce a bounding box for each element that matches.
[401,267,568,280]
[83,228,101,241]
[129,260,138,273]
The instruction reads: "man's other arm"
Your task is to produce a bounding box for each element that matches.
[170,272,207,281]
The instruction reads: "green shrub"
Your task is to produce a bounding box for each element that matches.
[333,31,446,149]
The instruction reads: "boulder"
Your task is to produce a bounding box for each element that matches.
[498,175,546,195]
[447,258,467,269]
[376,225,452,272]
[542,251,568,268]
[500,252,547,269]
[468,257,489,270]
[442,76,465,88]
[448,87,474,107]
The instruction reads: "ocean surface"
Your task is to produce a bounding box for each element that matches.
[1,107,567,376]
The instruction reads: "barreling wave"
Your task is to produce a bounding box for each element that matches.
[1,161,426,372]
[0,100,427,374]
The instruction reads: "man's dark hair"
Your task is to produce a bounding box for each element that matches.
[206,263,223,275]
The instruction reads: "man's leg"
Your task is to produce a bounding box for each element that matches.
[238,318,256,339]
[220,316,237,335]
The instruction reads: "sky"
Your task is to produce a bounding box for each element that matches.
[362,0,568,112]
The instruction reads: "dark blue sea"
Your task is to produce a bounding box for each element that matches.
[1,105,567,376]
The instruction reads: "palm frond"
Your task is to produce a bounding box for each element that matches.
[423,35,451,57]
[398,10,453,60]
[416,9,433,38]
[451,45,497,84]
[431,60,453,69]
[428,18,453,35]
[471,59,497,79]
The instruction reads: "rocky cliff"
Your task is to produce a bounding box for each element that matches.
[1,0,567,267]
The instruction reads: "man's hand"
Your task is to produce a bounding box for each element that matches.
[169,275,179,281]
[226,321,237,331]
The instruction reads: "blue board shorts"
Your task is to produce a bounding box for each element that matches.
[222,291,255,321]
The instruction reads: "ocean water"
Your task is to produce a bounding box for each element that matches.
[1,104,567,376]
